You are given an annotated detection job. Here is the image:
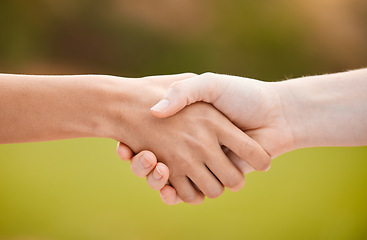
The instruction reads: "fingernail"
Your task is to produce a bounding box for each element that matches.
[153,165,163,180]
[151,99,170,112]
[139,154,152,169]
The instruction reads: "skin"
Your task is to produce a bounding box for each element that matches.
[0,73,270,205]
[117,68,367,205]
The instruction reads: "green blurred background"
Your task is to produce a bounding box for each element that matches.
[0,0,367,239]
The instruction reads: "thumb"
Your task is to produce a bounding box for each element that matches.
[150,73,224,118]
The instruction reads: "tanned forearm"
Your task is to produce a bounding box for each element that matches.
[0,74,131,143]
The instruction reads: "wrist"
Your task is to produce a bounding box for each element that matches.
[79,75,141,141]
[54,74,125,140]
[92,75,164,142]
[273,79,310,152]
[274,72,364,150]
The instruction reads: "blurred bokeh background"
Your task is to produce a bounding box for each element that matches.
[0,0,367,239]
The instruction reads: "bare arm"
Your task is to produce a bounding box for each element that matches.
[124,68,367,205]
[0,74,116,143]
[0,73,270,204]
[151,68,367,157]
[276,68,367,149]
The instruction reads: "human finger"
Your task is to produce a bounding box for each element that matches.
[226,150,256,174]
[146,162,170,191]
[187,165,224,199]
[116,142,134,160]
[222,146,256,174]
[169,176,205,205]
[218,123,271,172]
[150,73,226,118]
[205,145,246,192]
[130,151,158,178]
[160,185,183,205]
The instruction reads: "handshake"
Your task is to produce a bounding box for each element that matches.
[115,73,278,205]
[113,69,367,205]
[1,69,366,205]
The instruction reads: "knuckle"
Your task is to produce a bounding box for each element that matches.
[225,172,245,191]
[241,163,255,174]
[241,141,271,171]
[199,72,224,103]
[182,72,197,78]
[206,186,224,199]
[258,154,272,171]
[230,176,246,192]
[174,159,195,175]
[180,193,199,203]
[167,169,180,182]
[183,134,206,152]
[190,194,205,205]
[169,81,186,91]
[200,72,215,78]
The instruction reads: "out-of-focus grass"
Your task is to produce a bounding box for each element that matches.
[0,140,366,240]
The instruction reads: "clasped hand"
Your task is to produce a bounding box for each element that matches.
[117,73,282,205]
[1,69,365,204]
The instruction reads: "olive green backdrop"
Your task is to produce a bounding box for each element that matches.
[0,1,366,240]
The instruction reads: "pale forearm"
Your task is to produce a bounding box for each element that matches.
[0,74,129,143]
[277,68,367,149]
